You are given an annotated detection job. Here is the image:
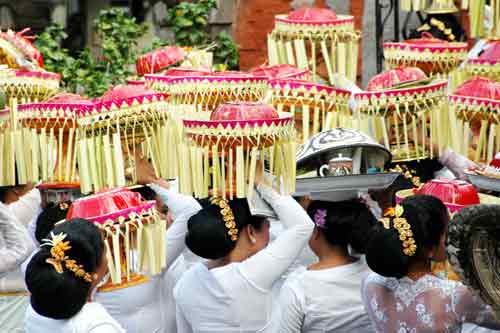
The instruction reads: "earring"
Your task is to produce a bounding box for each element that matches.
[250,237,257,244]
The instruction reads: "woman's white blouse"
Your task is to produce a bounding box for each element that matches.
[173,184,314,332]
[95,184,201,333]
[279,258,374,332]
[0,203,34,274]
[24,302,124,333]
[362,273,500,333]
[9,189,41,227]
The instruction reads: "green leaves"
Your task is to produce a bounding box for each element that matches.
[165,0,217,46]
[213,31,240,70]
[35,8,149,98]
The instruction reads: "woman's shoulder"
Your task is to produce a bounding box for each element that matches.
[72,302,124,332]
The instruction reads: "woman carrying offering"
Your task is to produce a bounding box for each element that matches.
[173,164,314,332]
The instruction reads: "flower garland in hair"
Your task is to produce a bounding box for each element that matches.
[41,232,94,283]
[314,209,327,229]
[380,205,417,257]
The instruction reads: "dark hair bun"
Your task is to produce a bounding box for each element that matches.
[186,198,264,260]
[307,200,376,254]
[26,218,103,319]
[35,201,71,243]
[365,195,448,279]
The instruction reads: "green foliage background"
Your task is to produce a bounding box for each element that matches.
[35,3,240,98]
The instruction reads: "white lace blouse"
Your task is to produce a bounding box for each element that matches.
[362,273,500,333]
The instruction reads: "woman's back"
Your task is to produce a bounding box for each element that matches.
[362,273,498,333]
[175,261,274,332]
[25,302,124,333]
[280,259,373,333]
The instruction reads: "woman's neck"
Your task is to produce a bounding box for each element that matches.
[309,247,356,271]
[406,258,432,281]
[207,247,250,269]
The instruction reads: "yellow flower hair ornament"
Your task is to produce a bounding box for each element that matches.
[211,197,239,242]
[380,205,417,257]
[41,232,94,283]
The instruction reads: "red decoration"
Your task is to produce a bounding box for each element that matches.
[287,7,337,21]
[366,67,427,91]
[453,77,500,100]
[210,102,279,121]
[67,188,155,225]
[416,178,480,208]
[136,46,186,76]
[99,84,157,102]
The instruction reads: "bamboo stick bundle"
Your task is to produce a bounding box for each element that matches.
[76,86,170,194]
[353,79,448,163]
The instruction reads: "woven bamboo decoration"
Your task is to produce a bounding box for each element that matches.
[267,8,360,83]
[0,69,60,105]
[145,74,269,112]
[353,81,448,163]
[76,92,171,194]
[67,188,167,290]
[180,102,296,199]
[464,41,500,82]
[268,79,351,143]
[384,39,468,78]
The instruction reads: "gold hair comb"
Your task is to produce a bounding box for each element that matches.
[210,197,239,242]
[380,205,417,257]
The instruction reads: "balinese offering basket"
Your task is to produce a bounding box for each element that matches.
[67,188,167,288]
[448,77,500,163]
[354,67,448,162]
[146,73,268,112]
[76,85,171,194]
[16,93,92,185]
[267,7,360,83]
[180,102,296,199]
[384,34,468,77]
[269,79,351,143]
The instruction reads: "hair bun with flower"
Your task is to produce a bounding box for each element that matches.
[41,232,94,283]
[314,209,327,229]
[379,205,417,257]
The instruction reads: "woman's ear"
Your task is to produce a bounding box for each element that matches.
[246,224,257,244]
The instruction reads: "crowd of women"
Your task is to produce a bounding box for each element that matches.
[0,153,499,333]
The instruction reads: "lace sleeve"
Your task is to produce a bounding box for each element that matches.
[452,284,500,329]
[361,275,390,333]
